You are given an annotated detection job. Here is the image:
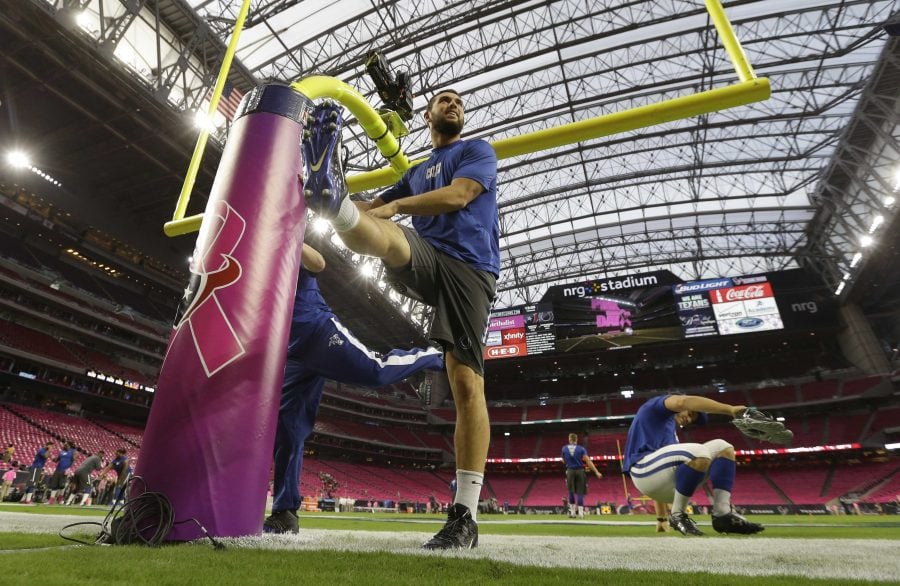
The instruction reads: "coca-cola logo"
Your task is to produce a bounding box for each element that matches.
[725,285,766,301]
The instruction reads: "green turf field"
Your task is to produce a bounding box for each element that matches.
[1,506,898,585]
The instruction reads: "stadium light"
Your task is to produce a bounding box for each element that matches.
[886,196,896,207]
[312,217,329,234]
[193,111,215,132]
[26,164,62,187]
[860,235,874,248]
[834,281,845,295]
[869,215,884,233]
[359,262,374,278]
[850,252,862,268]
[885,442,900,451]
[6,150,30,168]
[75,10,92,30]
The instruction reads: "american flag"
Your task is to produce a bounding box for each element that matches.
[208,81,244,122]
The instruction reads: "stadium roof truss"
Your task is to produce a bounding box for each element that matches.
[43,0,900,312]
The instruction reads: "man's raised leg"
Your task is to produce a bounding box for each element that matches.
[303,102,412,269]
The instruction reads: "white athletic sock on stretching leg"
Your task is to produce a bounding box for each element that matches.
[454,469,484,522]
[331,199,360,232]
[712,488,732,516]
[672,491,691,515]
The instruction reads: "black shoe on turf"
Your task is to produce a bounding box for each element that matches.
[302,100,347,218]
[422,503,478,550]
[668,512,704,536]
[712,510,765,535]
[263,509,299,534]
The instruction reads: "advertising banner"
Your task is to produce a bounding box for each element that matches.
[484,303,556,360]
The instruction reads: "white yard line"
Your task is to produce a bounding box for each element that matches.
[2,511,898,582]
[235,529,900,582]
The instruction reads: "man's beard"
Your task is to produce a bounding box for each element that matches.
[433,116,463,137]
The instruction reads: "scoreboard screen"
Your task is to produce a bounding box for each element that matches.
[484,303,556,361]
[674,276,785,338]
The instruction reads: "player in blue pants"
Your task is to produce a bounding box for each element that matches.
[264,244,444,533]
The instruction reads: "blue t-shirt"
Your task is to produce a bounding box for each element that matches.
[55,449,75,473]
[31,447,49,469]
[111,456,128,475]
[622,395,678,472]
[380,139,500,276]
[562,443,587,469]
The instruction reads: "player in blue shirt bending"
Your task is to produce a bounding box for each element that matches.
[263,244,444,534]
[562,433,603,518]
[303,89,498,549]
[623,394,764,536]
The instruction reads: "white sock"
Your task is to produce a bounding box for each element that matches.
[672,491,691,515]
[577,505,584,516]
[712,488,732,516]
[453,469,484,522]
[332,199,359,232]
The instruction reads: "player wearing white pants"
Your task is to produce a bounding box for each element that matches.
[623,394,765,536]
[629,438,733,503]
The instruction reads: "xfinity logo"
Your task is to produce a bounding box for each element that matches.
[791,301,818,314]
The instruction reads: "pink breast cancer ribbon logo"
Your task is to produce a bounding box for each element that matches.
[176,201,246,377]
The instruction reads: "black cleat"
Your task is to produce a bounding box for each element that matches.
[712,510,765,535]
[422,503,478,550]
[263,509,299,534]
[302,100,347,218]
[668,512,704,536]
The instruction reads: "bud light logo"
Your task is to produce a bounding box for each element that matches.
[674,279,732,294]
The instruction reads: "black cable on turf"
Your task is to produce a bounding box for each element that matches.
[59,485,131,545]
[61,476,225,550]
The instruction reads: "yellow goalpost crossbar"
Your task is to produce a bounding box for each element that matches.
[164,0,769,237]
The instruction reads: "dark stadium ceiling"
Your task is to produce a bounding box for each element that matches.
[1,0,899,336]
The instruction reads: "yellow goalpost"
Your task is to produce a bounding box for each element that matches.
[164,0,769,237]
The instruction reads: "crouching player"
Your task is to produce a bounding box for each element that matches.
[623,394,764,536]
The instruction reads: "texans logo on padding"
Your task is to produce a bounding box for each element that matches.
[176,254,242,327]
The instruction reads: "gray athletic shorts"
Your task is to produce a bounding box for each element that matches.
[75,470,93,493]
[47,471,68,490]
[385,226,496,375]
[566,468,587,495]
